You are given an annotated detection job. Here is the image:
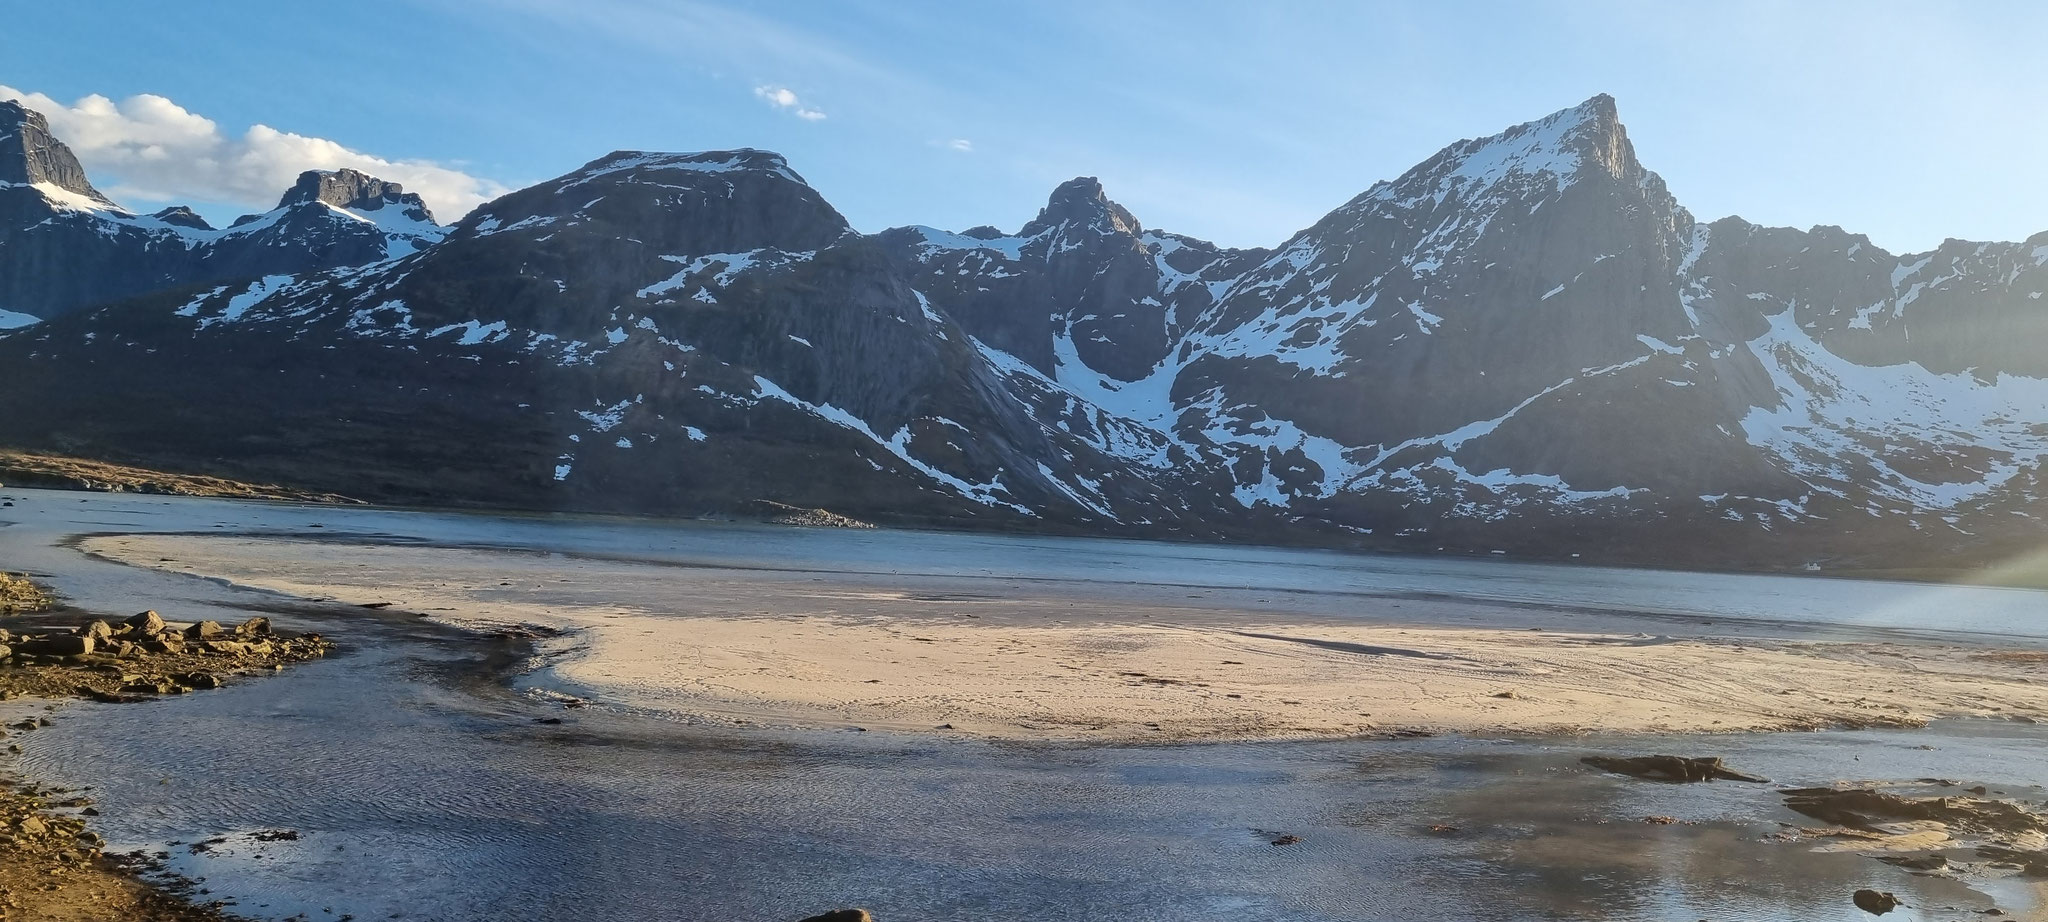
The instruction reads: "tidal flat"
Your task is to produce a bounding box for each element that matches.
[5,488,2048,920]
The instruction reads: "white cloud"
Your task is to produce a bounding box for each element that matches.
[0,84,509,222]
[753,85,826,121]
[947,138,974,153]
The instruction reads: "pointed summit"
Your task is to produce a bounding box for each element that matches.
[150,205,213,230]
[0,99,116,206]
[1552,93,1638,181]
[1347,93,1649,215]
[1021,177,1141,237]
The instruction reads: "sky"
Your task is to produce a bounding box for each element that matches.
[5,0,2045,254]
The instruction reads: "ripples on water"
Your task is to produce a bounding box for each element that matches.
[13,641,2046,922]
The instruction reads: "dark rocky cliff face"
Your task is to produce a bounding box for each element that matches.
[278,167,433,218]
[0,100,111,203]
[0,102,445,320]
[2,95,2044,569]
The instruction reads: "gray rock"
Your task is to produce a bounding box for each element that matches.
[21,634,92,656]
[278,168,437,223]
[124,610,167,636]
[0,100,112,203]
[1852,888,1900,915]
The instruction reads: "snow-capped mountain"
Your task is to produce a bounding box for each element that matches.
[0,99,444,322]
[3,95,2044,568]
[0,146,1250,533]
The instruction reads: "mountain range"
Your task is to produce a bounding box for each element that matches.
[3,93,2043,570]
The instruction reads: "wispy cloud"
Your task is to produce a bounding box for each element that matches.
[946,138,973,153]
[754,85,826,121]
[0,84,509,220]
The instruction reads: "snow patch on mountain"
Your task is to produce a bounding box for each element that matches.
[1740,309,2048,508]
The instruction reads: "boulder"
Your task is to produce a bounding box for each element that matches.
[0,643,11,660]
[142,636,186,654]
[234,616,272,637]
[22,634,93,656]
[179,672,222,690]
[1852,889,1900,915]
[78,620,114,642]
[123,610,166,635]
[184,620,223,639]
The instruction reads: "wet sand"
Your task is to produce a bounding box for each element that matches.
[5,491,2048,920]
[85,534,2048,743]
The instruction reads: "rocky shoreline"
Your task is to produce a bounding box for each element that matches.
[0,451,359,504]
[2,609,334,704]
[1,575,335,921]
[1584,752,2048,917]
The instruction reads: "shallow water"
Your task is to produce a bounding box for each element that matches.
[5,488,2048,920]
[5,487,2047,640]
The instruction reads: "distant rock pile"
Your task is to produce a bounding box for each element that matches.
[0,572,47,615]
[746,500,876,529]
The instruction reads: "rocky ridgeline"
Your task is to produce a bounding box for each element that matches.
[0,609,333,704]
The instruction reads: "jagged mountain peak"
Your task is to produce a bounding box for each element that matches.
[1356,93,1644,210]
[1021,176,1141,238]
[0,99,116,207]
[278,167,437,223]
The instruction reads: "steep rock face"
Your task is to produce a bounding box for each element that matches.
[0,102,444,320]
[279,167,432,216]
[0,100,111,203]
[1172,95,1725,499]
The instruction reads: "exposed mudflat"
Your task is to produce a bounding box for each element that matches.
[83,534,2048,742]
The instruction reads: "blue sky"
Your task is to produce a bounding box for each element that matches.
[7,0,2045,253]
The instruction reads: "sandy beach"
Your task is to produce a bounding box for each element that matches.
[85,533,2048,743]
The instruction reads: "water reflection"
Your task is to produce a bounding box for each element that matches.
[8,635,2040,922]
